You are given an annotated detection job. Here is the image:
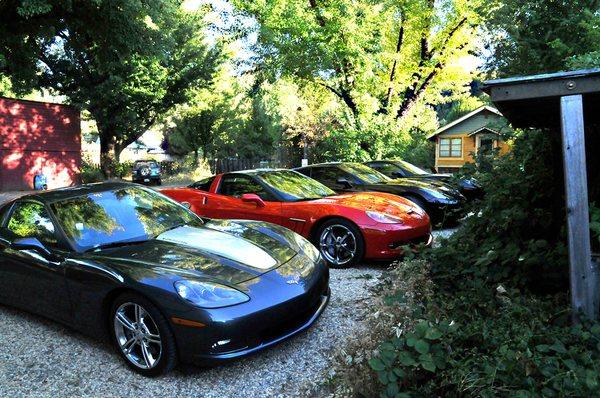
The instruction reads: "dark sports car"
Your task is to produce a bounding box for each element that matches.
[364,160,483,200]
[296,162,465,224]
[0,182,329,376]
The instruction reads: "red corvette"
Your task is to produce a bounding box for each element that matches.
[161,170,432,267]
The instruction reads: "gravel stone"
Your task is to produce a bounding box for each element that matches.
[0,265,385,398]
[0,187,454,397]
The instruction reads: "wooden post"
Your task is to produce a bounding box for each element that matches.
[560,95,598,321]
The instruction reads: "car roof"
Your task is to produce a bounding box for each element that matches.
[12,182,138,204]
[294,162,346,170]
[226,168,294,176]
[365,160,396,164]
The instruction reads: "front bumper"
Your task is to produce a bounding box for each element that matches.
[362,222,432,260]
[170,257,330,366]
[428,199,464,224]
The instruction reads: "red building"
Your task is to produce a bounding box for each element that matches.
[0,97,81,191]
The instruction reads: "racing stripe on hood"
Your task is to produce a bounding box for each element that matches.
[156,225,277,270]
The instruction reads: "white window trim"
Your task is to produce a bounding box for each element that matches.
[438,137,463,159]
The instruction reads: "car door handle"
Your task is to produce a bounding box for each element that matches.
[202,197,208,205]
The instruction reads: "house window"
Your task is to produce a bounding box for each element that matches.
[439,138,462,157]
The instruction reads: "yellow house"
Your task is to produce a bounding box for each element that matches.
[428,106,511,173]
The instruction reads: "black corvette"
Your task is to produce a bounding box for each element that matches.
[365,160,483,200]
[0,182,329,376]
[296,162,465,224]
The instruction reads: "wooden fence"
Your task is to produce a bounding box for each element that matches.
[211,159,279,174]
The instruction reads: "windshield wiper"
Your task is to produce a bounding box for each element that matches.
[86,239,148,252]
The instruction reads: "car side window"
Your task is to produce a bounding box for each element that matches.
[7,202,59,247]
[218,175,274,201]
[190,177,215,191]
[311,167,346,185]
[373,163,404,177]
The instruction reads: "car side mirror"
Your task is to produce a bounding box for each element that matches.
[11,237,61,262]
[241,193,266,207]
[392,171,404,178]
[336,178,353,188]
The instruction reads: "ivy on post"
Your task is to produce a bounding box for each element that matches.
[483,68,600,323]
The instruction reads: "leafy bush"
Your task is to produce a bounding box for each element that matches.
[327,130,600,397]
[591,204,600,252]
[80,157,104,183]
[368,278,600,397]
[312,124,435,169]
[436,130,569,291]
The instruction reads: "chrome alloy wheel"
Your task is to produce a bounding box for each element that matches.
[114,303,162,370]
[319,224,357,266]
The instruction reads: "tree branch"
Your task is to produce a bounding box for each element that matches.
[381,17,405,111]
[395,17,470,120]
[317,81,359,117]
[308,0,326,27]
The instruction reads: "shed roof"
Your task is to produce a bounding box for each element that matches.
[482,68,600,128]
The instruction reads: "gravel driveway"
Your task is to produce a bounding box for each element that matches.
[0,188,454,397]
[0,266,385,398]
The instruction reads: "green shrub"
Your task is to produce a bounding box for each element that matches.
[591,204,600,252]
[329,130,600,397]
[80,157,104,183]
[435,130,568,291]
[368,281,600,397]
[311,122,435,169]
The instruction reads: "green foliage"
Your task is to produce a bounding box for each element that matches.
[485,0,600,76]
[433,130,568,290]
[349,131,600,397]
[80,158,104,184]
[80,157,131,182]
[369,319,455,391]
[0,0,221,175]
[233,0,487,131]
[169,108,219,160]
[591,204,600,250]
[312,119,435,169]
[369,278,600,396]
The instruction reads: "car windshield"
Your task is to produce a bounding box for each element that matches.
[50,187,200,251]
[135,161,159,169]
[258,170,336,201]
[396,160,430,176]
[341,163,390,184]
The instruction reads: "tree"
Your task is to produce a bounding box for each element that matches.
[231,0,486,127]
[485,0,600,77]
[0,0,220,176]
[168,108,219,163]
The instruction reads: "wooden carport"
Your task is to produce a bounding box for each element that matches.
[483,68,600,321]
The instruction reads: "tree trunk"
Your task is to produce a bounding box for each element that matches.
[194,149,199,164]
[99,135,117,179]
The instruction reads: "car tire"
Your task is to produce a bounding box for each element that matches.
[156,178,162,186]
[314,218,365,268]
[110,292,177,377]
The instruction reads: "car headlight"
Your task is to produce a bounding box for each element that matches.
[293,232,321,263]
[366,210,404,224]
[175,280,249,308]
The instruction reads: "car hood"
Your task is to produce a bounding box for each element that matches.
[406,174,451,181]
[87,220,300,285]
[309,192,422,217]
[361,178,463,198]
